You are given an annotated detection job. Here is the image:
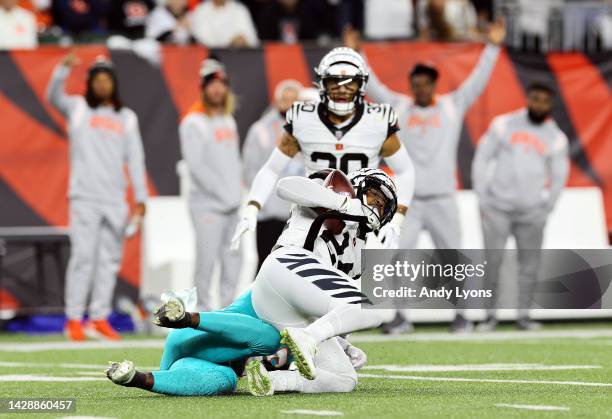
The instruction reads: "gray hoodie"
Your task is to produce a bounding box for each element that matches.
[364,44,500,197]
[46,64,148,205]
[179,110,242,213]
[472,108,569,213]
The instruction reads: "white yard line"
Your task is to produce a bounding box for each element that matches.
[363,363,601,372]
[0,339,166,352]
[281,410,344,416]
[350,329,612,343]
[358,373,612,387]
[61,416,117,419]
[495,404,570,411]
[0,329,611,352]
[0,361,109,369]
[0,374,106,382]
[0,361,159,370]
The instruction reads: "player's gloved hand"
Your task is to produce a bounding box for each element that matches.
[339,197,365,217]
[230,204,259,251]
[377,212,405,249]
[345,344,367,370]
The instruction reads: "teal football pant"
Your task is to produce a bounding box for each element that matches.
[151,291,280,396]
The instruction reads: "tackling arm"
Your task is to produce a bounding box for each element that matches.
[245,132,299,209]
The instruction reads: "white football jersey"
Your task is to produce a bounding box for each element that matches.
[275,173,365,280]
[285,101,399,174]
[276,204,364,280]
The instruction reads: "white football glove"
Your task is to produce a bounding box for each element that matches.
[336,336,367,370]
[377,212,405,249]
[339,197,365,217]
[230,204,259,251]
[345,344,367,370]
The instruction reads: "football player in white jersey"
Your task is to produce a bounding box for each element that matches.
[231,47,415,251]
[250,168,398,383]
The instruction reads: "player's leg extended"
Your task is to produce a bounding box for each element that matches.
[155,294,280,368]
[107,357,237,396]
[153,357,237,396]
[182,311,280,362]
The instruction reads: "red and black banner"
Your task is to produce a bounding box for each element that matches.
[0,43,611,310]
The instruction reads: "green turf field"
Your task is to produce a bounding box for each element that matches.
[0,326,611,418]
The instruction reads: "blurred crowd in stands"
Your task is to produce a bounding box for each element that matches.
[1,0,611,51]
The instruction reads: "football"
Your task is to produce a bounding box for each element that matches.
[322,169,355,235]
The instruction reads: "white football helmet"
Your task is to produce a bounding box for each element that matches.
[348,168,398,232]
[315,47,369,116]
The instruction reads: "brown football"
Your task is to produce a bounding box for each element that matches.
[320,169,355,235]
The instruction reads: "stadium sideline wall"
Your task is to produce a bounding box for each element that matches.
[0,43,611,311]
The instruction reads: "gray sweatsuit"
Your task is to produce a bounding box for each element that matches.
[179,110,242,310]
[364,44,500,249]
[472,108,570,317]
[47,64,148,320]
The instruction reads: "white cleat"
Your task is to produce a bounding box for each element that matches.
[153,297,186,326]
[280,327,317,380]
[246,359,274,396]
[106,360,136,385]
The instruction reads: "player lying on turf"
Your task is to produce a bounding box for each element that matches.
[105,169,391,396]
[106,291,280,396]
[106,290,368,396]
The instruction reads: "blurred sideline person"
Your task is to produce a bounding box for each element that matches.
[190,0,259,48]
[0,0,38,49]
[472,83,569,331]
[179,57,242,311]
[344,20,504,334]
[47,53,148,341]
[231,47,416,253]
[242,79,304,271]
[145,0,191,45]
